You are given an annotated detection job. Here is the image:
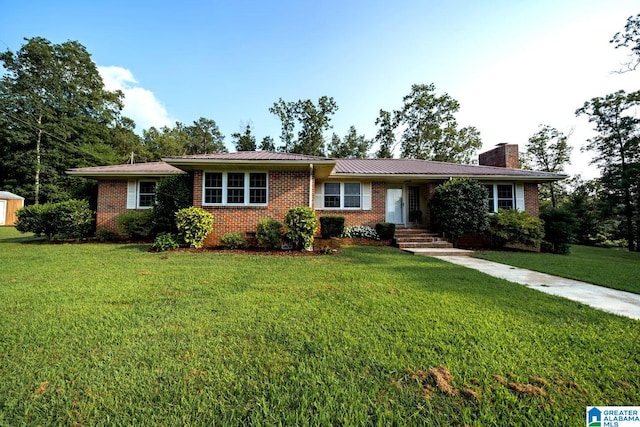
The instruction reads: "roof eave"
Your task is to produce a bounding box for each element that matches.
[328,172,567,182]
[66,171,185,179]
[162,158,337,168]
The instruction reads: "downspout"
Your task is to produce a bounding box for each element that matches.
[309,164,314,208]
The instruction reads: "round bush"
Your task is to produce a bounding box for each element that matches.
[175,207,214,248]
[220,232,248,249]
[256,219,282,249]
[284,207,318,251]
[153,233,180,252]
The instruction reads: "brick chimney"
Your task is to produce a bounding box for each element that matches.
[478,143,520,169]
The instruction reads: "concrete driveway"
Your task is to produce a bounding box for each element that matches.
[433,256,640,320]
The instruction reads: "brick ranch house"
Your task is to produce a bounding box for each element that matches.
[67,143,565,247]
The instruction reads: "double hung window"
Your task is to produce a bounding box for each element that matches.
[203,172,268,205]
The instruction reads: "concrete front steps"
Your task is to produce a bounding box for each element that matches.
[394,228,474,256]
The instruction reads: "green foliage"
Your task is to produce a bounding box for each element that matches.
[540,207,576,254]
[0,37,127,204]
[397,83,482,163]
[15,199,92,241]
[142,118,227,161]
[284,207,318,250]
[116,210,155,240]
[220,232,248,249]
[576,90,640,251]
[375,222,396,240]
[319,215,345,238]
[327,126,371,158]
[269,96,338,155]
[429,178,488,240]
[374,109,396,158]
[152,232,180,252]
[175,207,214,249]
[487,209,544,248]
[232,123,257,151]
[611,13,640,71]
[525,125,571,207]
[152,174,193,234]
[256,219,282,249]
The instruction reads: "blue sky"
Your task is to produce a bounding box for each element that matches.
[1,0,638,177]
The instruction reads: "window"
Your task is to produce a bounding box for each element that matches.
[323,182,361,209]
[203,172,268,206]
[138,181,156,208]
[485,184,514,213]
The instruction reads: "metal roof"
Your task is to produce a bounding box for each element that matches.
[0,191,24,200]
[163,151,332,161]
[333,158,566,181]
[66,162,184,178]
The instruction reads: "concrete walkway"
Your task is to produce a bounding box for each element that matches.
[432,256,640,320]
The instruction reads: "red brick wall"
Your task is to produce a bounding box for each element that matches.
[315,181,386,228]
[478,144,520,168]
[194,170,313,246]
[96,180,129,231]
[524,183,539,217]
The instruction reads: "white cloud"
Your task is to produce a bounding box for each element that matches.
[98,65,173,132]
[455,11,638,180]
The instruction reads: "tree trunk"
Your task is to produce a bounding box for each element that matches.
[35,116,43,205]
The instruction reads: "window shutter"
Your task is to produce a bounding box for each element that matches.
[362,182,372,210]
[314,182,324,209]
[515,184,525,211]
[127,180,137,209]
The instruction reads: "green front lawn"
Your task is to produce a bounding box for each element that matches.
[474,245,640,295]
[1,227,638,426]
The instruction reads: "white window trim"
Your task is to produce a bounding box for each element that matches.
[483,183,525,212]
[202,171,268,206]
[318,182,364,210]
[127,179,157,209]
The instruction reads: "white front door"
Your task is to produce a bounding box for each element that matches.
[385,188,403,224]
[0,200,6,225]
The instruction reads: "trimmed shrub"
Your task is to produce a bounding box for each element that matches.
[284,207,318,250]
[116,210,155,240]
[175,207,214,248]
[15,204,51,239]
[319,215,345,238]
[15,200,92,241]
[153,232,180,252]
[487,209,544,248]
[256,219,282,249]
[342,225,380,240]
[152,174,193,234]
[429,178,488,242]
[540,207,576,254]
[375,222,396,240]
[221,232,248,249]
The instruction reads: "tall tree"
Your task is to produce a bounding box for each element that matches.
[327,126,371,158]
[576,90,640,251]
[259,136,275,151]
[142,118,226,160]
[269,96,338,156]
[525,125,572,207]
[185,117,226,154]
[374,109,396,158]
[611,13,640,72]
[396,83,482,163]
[232,123,257,151]
[0,37,125,204]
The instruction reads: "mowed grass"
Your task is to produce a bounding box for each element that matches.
[1,228,639,426]
[474,245,640,295]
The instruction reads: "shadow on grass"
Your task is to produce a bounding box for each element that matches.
[0,235,47,244]
[116,243,153,253]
